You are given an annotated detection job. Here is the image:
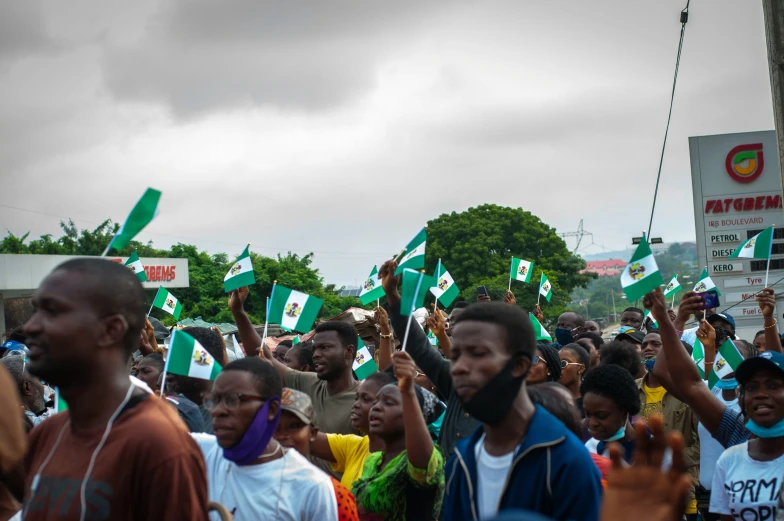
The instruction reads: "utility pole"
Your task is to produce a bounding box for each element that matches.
[763,0,784,190]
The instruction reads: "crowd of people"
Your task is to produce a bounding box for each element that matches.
[0,256,783,521]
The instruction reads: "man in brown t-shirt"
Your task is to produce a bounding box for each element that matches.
[16,258,209,521]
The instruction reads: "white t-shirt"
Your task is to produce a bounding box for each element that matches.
[698,381,741,487]
[474,433,515,520]
[710,441,784,519]
[191,433,338,521]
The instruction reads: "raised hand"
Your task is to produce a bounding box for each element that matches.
[427,308,447,337]
[379,261,401,303]
[675,291,703,326]
[393,351,417,393]
[375,306,391,336]
[533,305,544,323]
[228,287,250,314]
[756,288,776,318]
[643,288,668,323]
[503,290,516,305]
[601,415,692,521]
[696,319,716,351]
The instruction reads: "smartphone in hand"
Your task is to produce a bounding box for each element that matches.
[697,290,720,310]
[477,285,488,297]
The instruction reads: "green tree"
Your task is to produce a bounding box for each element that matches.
[426,204,594,322]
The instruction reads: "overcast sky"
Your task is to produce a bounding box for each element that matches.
[0,0,775,287]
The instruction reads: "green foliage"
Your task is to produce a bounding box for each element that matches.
[426,204,594,321]
[0,221,358,325]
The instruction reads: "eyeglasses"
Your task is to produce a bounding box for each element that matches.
[560,361,584,369]
[532,355,542,365]
[203,392,266,411]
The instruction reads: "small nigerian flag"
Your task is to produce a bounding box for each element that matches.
[225,245,255,293]
[663,275,682,298]
[353,337,378,380]
[693,268,721,297]
[691,338,706,380]
[643,308,658,328]
[539,273,553,303]
[360,265,385,306]
[400,269,436,317]
[708,339,744,389]
[510,257,534,283]
[124,251,147,282]
[106,188,161,253]
[268,284,324,333]
[430,260,460,308]
[427,331,439,346]
[167,329,222,381]
[395,228,426,275]
[153,286,183,319]
[729,227,774,260]
[621,240,664,302]
[529,314,552,342]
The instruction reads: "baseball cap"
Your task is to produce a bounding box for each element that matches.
[706,312,736,331]
[1,340,26,357]
[616,329,645,344]
[281,388,315,425]
[735,351,784,385]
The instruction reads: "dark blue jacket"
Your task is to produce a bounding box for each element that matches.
[442,405,602,521]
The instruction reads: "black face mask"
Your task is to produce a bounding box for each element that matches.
[461,353,526,425]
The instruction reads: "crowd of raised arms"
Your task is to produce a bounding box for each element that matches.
[0,257,783,521]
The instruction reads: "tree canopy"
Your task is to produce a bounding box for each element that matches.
[0,220,358,325]
[426,204,594,322]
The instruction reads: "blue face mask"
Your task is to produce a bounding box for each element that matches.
[644,357,656,373]
[745,418,784,438]
[554,328,573,346]
[604,423,627,442]
[714,377,739,391]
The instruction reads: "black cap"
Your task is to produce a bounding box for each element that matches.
[616,329,645,344]
[735,351,784,385]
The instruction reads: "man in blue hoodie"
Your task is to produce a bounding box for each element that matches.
[443,302,602,521]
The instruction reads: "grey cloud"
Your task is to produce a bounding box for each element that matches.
[101,1,450,117]
[0,1,55,59]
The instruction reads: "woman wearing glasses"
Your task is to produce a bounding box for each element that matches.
[558,343,590,415]
[527,343,563,385]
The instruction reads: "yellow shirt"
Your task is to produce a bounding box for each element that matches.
[641,382,667,422]
[327,433,370,489]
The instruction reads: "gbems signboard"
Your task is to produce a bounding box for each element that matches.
[690,130,784,339]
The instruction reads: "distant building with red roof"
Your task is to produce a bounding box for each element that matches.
[582,259,628,277]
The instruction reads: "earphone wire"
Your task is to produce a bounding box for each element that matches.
[23,419,70,519]
[78,382,136,521]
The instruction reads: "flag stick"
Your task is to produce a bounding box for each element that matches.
[434,259,442,310]
[147,303,154,317]
[261,294,271,358]
[100,243,112,257]
[401,273,425,353]
[508,256,513,292]
[765,225,775,288]
[671,294,675,310]
[159,330,176,397]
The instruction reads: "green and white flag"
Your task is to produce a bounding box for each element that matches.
[395,228,427,275]
[400,269,436,316]
[430,260,460,308]
[510,257,535,283]
[54,387,68,413]
[663,275,682,298]
[153,286,183,319]
[105,188,162,254]
[538,273,553,303]
[225,245,255,292]
[360,266,385,306]
[166,329,222,381]
[691,338,706,380]
[124,251,147,282]
[729,227,774,260]
[708,339,744,389]
[268,284,324,333]
[292,335,301,346]
[353,337,378,381]
[427,331,439,346]
[529,314,552,342]
[693,268,721,297]
[621,240,664,302]
[643,308,658,328]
